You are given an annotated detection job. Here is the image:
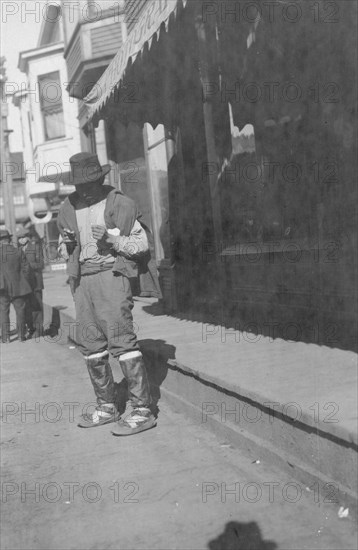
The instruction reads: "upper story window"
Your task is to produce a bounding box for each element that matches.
[40,5,61,45]
[13,184,25,205]
[38,71,65,141]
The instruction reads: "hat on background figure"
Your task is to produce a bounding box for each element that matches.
[0,229,12,240]
[16,226,31,238]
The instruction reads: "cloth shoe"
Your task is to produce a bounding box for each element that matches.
[78,404,120,428]
[111,402,156,436]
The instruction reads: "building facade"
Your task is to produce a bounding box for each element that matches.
[61,0,126,157]
[62,0,171,290]
[68,0,357,351]
[0,86,29,230]
[16,2,82,257]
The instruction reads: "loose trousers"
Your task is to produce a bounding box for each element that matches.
[25,290,43,336]
[0,290,28,342]
[73,270,150,407]
[73,270,138,357]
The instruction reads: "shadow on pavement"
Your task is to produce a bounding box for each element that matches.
[113,378,129,416]
[139,338,176,417]
[207,521,277,550]
[44,305,68,337]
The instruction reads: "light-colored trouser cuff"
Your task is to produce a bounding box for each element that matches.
[120,350,142,361]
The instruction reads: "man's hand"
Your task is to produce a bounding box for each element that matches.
[63,229,77,245]
[91,225,115,247]
[58,241,69,260]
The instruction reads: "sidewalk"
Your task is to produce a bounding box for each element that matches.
[42,271,358,502]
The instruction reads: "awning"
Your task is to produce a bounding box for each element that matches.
[31,172,75,198]
[84,0,187,123]
[27,181,57,199]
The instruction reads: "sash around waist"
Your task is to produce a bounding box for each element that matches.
[80,261,115,276]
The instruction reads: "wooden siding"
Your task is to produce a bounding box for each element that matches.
[90,23,123,56]
[65,19,123,93]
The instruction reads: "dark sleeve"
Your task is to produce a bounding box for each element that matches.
[113,193,139,237]
[27,242,44,271]
[57,198,80,259]
[20,250,32,281]
[37,243,45,271]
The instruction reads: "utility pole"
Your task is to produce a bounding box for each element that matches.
[0,56,16,241]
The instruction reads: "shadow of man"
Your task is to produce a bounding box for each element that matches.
[208,521,277,550]
[43,305,68,338]
[139,338,176,417]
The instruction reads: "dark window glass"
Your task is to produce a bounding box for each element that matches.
[38,71,65,140]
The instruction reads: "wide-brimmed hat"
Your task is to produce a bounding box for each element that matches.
[16,226,31,238]
[0,229,12,240]
[69,152,111,185]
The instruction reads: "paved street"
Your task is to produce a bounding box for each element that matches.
[1,337,357,550]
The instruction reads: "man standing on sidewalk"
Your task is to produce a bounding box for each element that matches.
[57,152,157,436]
[0,229,32,343]
[17,226,44,338]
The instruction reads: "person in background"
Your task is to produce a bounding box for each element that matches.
[0,229,32,343]
[17,226,44,338]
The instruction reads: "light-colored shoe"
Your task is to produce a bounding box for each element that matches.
[111,405,156,436]
[78,404,120,428]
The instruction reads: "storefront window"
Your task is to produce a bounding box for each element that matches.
[220,106,317,247]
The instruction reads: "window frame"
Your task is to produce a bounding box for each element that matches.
[38,70,66,142]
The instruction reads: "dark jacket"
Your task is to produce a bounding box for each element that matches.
[20,240,44,291]
[57,186,162,298]
[0,243,32,298]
